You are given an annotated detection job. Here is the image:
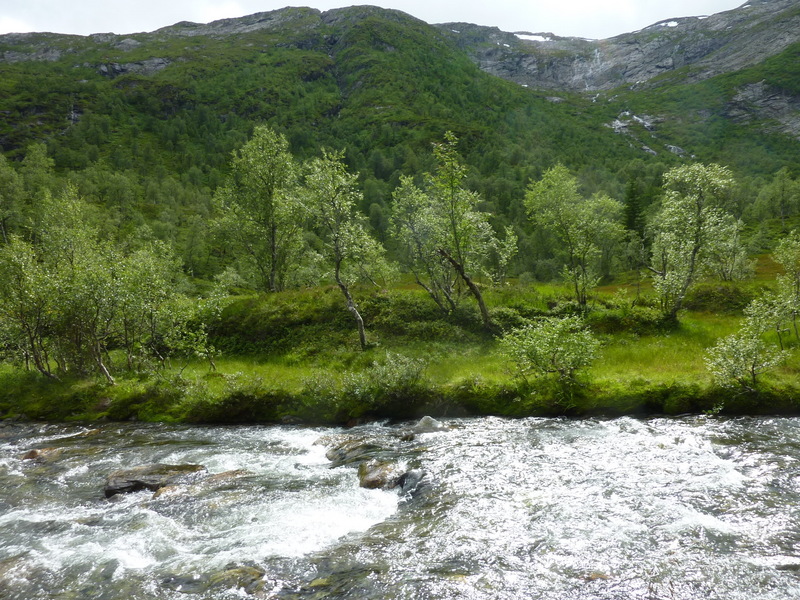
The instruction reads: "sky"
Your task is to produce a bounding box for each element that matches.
[0,0,746,40]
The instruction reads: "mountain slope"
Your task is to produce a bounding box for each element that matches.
[0,7,643,196]
[0,1,797,200]
[440,0,800,92]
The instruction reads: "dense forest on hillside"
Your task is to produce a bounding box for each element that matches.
[1,6,799,423]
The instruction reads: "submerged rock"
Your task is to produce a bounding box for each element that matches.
[21,448,64,462]
[162,564,266,595]
[150,469,251,500]
[397,469,430,496]
[324,439,382,468]
[104,464,207,498]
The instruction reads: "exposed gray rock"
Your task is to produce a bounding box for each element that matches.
[97,57,170,77]
[115,38,142,51]
[438,0,800,91]
[3,48,65,63]
[412,416,447,433]
[153,7,323,39]
[727,80,800,139]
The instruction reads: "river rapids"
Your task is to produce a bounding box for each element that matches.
[2,416,800,599]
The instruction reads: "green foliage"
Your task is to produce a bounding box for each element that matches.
[705,328,787,391]
[682,282,756,314]
[648,163,738,320]
[0,184,204,382]
[389,133,512,326]
[525,164,625,306]
[501,315,600,381]
[303,149,391,349]
[213,125,308,292]
[0,153,25,243]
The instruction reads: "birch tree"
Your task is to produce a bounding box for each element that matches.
[303,150,389,350]
[389,132,514,329]
[647,163,735,321]
[525,164,625,307]
[214,125,305,292]
[0,154,25,244]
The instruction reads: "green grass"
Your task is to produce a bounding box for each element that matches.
[2,276,799,424]
[592,313,742,385]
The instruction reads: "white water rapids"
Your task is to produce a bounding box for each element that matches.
[1,416,800,598]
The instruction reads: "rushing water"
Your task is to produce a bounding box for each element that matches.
[2,416,800,599]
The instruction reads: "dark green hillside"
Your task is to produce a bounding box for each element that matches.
[0,7,641,205]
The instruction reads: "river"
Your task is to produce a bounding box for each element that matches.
[2,416,800,599]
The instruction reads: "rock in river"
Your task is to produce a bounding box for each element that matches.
[412,416,447,433]
[358,460,403,490]
[104,463,207,498]
[324,439,382,468]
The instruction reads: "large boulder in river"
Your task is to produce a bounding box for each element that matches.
[358,460,403,489]
[104,464,207,498]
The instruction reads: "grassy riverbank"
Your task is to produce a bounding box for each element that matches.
[2,278,799,425]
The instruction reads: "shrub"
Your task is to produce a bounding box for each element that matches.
[501,315,600,381]
[705,329,787,391]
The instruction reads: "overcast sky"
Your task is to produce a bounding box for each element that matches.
[1,1,746,40]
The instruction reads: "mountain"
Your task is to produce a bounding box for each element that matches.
[441,0,800,92]
[0,1,798,225]
[0,6,642,211]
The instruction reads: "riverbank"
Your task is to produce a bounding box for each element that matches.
[1,282,798,424]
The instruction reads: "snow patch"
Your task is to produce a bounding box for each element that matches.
[516,33,551,42]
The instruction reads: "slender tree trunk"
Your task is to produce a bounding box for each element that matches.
[438,248,493,330]
[413,273,449,315]
[270,222,278,292]
[25,329,58,380]
[334,261,368,350]
[94,341,115,385]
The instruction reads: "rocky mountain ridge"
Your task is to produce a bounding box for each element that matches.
[438,0,800,92]
[2,2,797,96]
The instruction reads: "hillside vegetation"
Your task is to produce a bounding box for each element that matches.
[0,5,799,424]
